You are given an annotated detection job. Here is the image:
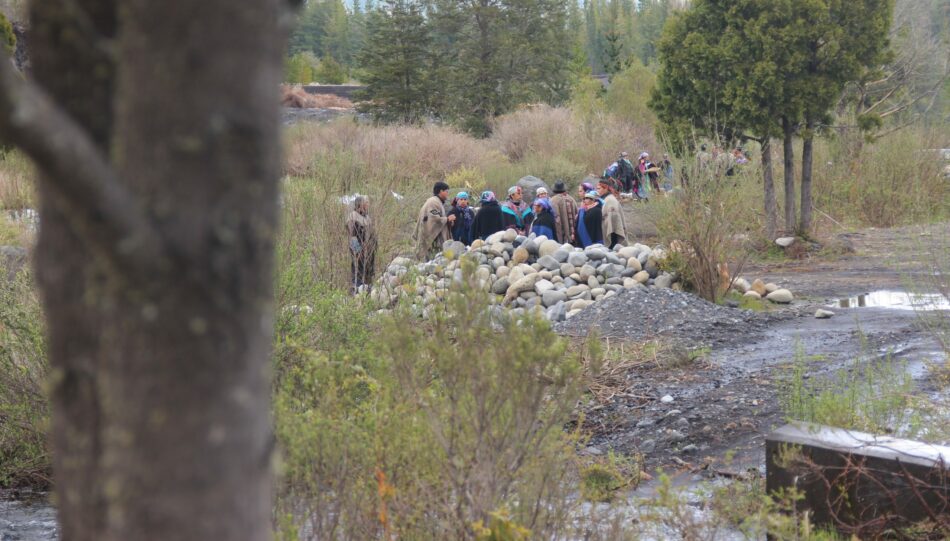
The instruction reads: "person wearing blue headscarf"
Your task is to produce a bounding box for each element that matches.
[449,191,476,245]
[529,197,557,240]
[575,191,604,248]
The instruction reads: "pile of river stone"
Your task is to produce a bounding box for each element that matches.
[374,229,682,322]
[374,230,796,322]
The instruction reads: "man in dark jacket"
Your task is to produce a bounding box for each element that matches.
[472,190,505,240]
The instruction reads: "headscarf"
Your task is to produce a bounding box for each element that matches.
[581,182,594,193]
[584,190,600,201]
[533,197,553,215]
[480,190,496,203]
[457,191,469,200]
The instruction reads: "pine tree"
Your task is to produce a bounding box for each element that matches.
[356,0,431,123]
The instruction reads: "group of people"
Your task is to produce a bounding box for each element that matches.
[347,167,643,293]
[602,151,674,201]
[413,176,630,262]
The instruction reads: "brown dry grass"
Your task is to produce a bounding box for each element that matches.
[280,84,354,110]
[0,151,35,210]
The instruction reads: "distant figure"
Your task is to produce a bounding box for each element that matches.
[634,153,652,200]
[414,181,455,260]
[661,154,674,190]
[604,152,635,194]
[597,178,628,248]
[449,191,476,245]
[535,186,550,200]
[347,195,377,293]
[575,191,604,248]
[529,198,557,240]
[501,186,533,234]
[696,144,712,173]
[639,152,661,193]
[550,181,578,244]
[472,191,505,240]
[577,181,594,202]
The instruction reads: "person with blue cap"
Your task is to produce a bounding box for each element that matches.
[449,191,476,245]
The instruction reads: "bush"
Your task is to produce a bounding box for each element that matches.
[274,272,591,540]
[314,56,347,84]
[0,268,50,488]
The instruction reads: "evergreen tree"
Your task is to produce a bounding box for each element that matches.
[356,0,431,123]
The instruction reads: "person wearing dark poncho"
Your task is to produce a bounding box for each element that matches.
[472,190,505,240]
[528,198,557,239]
[575,190,603,247]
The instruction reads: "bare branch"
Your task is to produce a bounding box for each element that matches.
[0,57,169,275]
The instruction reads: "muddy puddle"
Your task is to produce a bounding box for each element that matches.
[831,289,949,310]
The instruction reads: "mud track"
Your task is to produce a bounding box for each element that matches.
[572,223,950,479]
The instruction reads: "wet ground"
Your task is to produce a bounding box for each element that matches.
[0,492,57,541]
[581,222,950,484]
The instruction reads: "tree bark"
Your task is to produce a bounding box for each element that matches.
[781,116,796,234]
[761,138,777,239]
[10,1,288,540]
[800,118,815,234]
[28,2,117,539]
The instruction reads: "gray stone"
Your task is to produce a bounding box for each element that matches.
[538,239,561,258]
[775,236,796,247]
[766,289,794,304]
[640,439,657,453]
[537,255,560,271]
[503,229,517,243]
[587,276,600,289]
[661,394,675,404]
[542,290,567,307]
[591,288,606,298]
[545,301,567,322]
[645,258,660,278]
[566,284,589,297]
[552,249,570,263]
[681,444,698,453]
[605,277,624,285]
[560,263,575,278]
[605,252,624,266]
[516,175,551,205]
[617,246,638,259]
[486,231,505,244]
[627,257,642,272]
[733,277,751,293]
[634,271,650,284]
[655,274,673,289]
[568,252,589,267]
[765,282,779,293]
[579,264,597,282]
[743,290,761,299]
[492,277,510,295]
[637,251,650,265]
[667,430,686,442]
[815,309,835,319]
[534,279,555,295]
[636,418,654,428]
[522,239,539,255]
[586,247,607,260]
[525,296,541,309]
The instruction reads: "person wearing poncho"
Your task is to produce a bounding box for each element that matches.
[472,190,504,240]
[449,191,476,245]
[528,197,556,240]
[597,178,628,248]
[347,195,377,293]
[414,181,455,260]
[575,191,603,248]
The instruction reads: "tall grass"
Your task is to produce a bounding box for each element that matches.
[0,150,35,210]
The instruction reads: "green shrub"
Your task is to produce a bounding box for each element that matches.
[274,270,593,539]
[314,56,347,84]
[0,268,50,488]
[579,451,641,503]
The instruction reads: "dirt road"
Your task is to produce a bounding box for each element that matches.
[579,223,950,479]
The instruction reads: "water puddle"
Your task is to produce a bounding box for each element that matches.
[831,290,949,311]
[0,496,57,540]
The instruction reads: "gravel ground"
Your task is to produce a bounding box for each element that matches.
[555,286,781,347]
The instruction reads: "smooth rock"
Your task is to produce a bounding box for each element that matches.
[570,299,593,311]
[537,255,560,271]
[765,282,779,293]
[470,239,485,250]
[511,247,529,265]
[623,277,638,289]
[634,271,650,284]
[591,288,605,298]
[660,395,674,404]
[645,258,660,278]
[538,239,561,258]
[751,278,767,297]
[552,249,570,263]
[775,236,796,247]
[508,268,525,284]
[587,276,600,289]
[586,247,607,260]
[492,277,510,295]
[815,309,835,319]
[743,290,761,299]
[733,277,751,293]
[503,229,517,243]
[617,246,638,259]
[579,264,597,282]
[486,231,505,244]
[626,257,642,272]
[566,284,589,297]
[542,290,567,307]
[560,263,575,278]
[655,274,673,289]
[522,239,539,255]
[534,279,555,295]
[766,288,794,304]
[568,252,589,267]
[496,265,510,278]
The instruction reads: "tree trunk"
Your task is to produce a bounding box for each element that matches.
[782,116,796,234]
[761,138,778,239]
[29,2,116,538]
[20,1,287,539]
[800,118,815,234]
